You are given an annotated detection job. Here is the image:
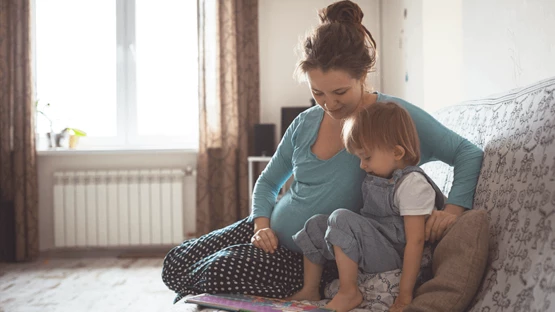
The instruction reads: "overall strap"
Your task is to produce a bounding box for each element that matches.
[391,166,446,211]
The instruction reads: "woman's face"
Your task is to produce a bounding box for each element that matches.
[306,68,365,120]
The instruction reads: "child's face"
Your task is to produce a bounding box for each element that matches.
[354,147,402,179]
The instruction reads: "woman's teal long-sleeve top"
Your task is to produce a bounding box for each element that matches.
[248,92,484,253]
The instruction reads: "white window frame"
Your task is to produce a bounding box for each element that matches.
[34,0,198,150]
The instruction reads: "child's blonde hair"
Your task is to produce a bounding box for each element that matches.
[342,101,421,166]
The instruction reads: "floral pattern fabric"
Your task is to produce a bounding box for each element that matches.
[422,76,555,311]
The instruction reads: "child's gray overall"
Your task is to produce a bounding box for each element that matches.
[292,166,445,273]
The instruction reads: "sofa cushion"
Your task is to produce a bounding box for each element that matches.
[406,209,489,311]
[421,76,555,311]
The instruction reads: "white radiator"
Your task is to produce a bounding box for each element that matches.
[53,169,190,248]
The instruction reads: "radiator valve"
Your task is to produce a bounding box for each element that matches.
[185,165,197,177]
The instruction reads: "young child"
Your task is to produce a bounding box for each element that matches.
[288,102,446,312]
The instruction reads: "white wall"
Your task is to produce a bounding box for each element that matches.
[380,0,409,101]
[381,0,462,112]
[38,151,197,251]
[258,0,381,143]
[462,0,555,100]
[380,0,555,111]
[422,0,462,112]
[381,0,424,108]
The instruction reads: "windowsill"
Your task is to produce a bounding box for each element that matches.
[37,146,198,156]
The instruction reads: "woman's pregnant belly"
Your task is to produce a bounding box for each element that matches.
[270,191,361,253]
[270,192,314,253]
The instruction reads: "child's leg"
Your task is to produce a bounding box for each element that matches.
[286,255,323,301]
[323,245,363,312]
[288,214,332,301]
[321,209,403,311]
[326,209,403,273]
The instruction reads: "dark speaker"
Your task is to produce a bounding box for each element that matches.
[253,124,275,156]
[281,106,310,138]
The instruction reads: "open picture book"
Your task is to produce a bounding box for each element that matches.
[184,293,334,312]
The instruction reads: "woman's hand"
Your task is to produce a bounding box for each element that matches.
[425,204,464,243]
[251,228,279,253]
[389,301,408,312]
[389,294,411,312]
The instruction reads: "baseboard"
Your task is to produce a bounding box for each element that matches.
[39,246,175,259]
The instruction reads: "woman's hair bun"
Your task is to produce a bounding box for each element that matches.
[319,0,364,25]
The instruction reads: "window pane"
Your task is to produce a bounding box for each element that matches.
[135,0,198,142]
[36,0,117,137]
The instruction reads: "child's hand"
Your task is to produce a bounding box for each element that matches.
[251,228,279,253]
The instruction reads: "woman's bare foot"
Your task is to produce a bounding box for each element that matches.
[324,286,363,312]
[284,287,321,302]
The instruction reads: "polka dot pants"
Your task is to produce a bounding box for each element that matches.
[163,218,339,303]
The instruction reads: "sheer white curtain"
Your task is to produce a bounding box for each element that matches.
[196,0,260,234]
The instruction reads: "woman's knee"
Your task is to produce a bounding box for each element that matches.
[161,245,183,287]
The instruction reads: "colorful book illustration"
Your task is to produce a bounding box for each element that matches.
[184,293,335,312]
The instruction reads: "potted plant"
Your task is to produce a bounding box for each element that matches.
[35,100,87,149]
[34,100,56,148]
[65,128,87,149]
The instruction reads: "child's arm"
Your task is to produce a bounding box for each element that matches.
[395,215,426,307]
[391,172,436,311]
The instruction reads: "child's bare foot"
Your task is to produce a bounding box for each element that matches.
[324,286,363,312]
[285,287,321,302]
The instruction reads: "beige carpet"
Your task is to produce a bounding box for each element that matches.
[0,256,208,312]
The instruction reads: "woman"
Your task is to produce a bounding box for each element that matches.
[162,0,483,303]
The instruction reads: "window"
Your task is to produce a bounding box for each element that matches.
[35,0,198,149]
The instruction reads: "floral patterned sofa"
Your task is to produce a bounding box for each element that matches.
[177,77,555,311]
[422,76,555,312]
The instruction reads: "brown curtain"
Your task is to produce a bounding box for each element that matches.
[0,0,39,262]
[196,0,260,235]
